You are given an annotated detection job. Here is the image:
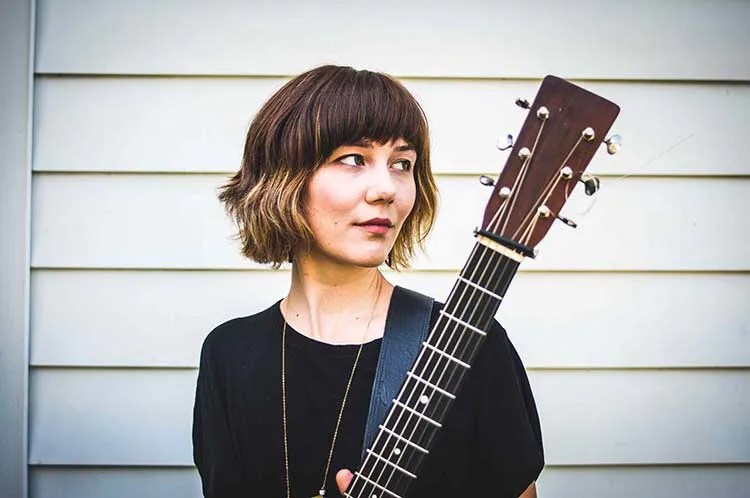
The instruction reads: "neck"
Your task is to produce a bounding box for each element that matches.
[282,254,392,344]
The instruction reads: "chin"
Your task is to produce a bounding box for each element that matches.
[326,247,388,268]
[345,254,388,268]
[306,242,393,269]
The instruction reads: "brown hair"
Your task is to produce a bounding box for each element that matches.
[218,64,438,269]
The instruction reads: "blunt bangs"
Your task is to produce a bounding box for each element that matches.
[298,66,428,166]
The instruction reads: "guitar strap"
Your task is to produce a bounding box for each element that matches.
[361,286,434,459]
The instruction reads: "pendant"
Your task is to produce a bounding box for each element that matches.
[311,489,325,498]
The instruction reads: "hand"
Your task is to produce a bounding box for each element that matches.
[336,468,354,494]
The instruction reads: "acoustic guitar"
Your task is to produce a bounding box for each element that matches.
[346,75,621,498]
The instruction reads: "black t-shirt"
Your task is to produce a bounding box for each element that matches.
[193,287,544,498]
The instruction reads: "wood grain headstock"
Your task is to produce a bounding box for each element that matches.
[480,76,620,255]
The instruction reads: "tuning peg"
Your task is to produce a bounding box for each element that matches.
[496,134,514,151]
[538,205,577,228]
[556,214,578,228]
[479,175,495,187]
[515,98,531,109]
[579,173,600,196]
[604,134,622,155]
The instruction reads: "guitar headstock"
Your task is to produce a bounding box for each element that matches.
[480,76,620,256]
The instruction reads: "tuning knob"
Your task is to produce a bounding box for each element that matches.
[538,205,577,228]
[496,134,514,151]
[479,175,495,187]
[515,98,531,109]
[604,134,622,155]
[580,174,600,196]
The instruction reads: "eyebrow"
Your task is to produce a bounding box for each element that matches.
[395,143,417,152]
[348,138,416,152]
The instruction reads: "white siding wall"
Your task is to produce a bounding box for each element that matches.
[27,1,750,497]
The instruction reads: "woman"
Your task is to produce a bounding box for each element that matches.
[193,64,544,498]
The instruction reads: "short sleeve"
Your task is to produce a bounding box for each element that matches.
[468,319,544,496]
[192,332,245,498]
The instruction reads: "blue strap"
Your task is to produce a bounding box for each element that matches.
[361,286,434,459]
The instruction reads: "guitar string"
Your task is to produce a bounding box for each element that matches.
[434,122,592,451]
[402,117,559,469]
[515,167,564,244]
[350,238,517,496]
[354,107,613,495]
[349,244,514,498]
[349,119,547,496]
[365,118,550,490]
[513,134,585,243]
[349,109,560,497]
[345,244,486,496]
[499,119,547,235]
[484,115,545,237]
[354,245,516,497]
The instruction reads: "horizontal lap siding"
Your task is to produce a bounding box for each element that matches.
[28,368,750,466]
[29,465,750,498]
[33,77,750,176]
[36,0,750,79]
[30,174,750,271]
[30,270,750,368]
[29,1,750,496]
[30,468,203,498]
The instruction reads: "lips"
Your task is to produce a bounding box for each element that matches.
[355,218,394,234]
[357,217,393,227]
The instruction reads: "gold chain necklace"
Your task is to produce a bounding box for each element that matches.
[282,277,383,498]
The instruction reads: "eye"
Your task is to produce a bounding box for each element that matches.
[337,154,365,167]
[392,159,413,172]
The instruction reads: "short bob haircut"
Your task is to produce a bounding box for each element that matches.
[219,64,438,269]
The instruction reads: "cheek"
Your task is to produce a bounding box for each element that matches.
[305,175,357,227]
[399,181,418,218]
[309,187,353,219]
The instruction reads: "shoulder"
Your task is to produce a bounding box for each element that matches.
[199,301,281,364]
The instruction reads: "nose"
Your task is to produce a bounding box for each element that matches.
[365,162,397,204]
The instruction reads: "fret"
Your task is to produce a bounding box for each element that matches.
[420,341,471,369]
[457,275,503,302]
[377,425,429,454]
[365,449,417,479]
[438,310,487,337]
[384,411,440,451]
[349,473,402,498]
[371,428,428,475]
[392,400,442,428]
[461,243,520,297]
[448,283,497,324]
[406,371,456,400]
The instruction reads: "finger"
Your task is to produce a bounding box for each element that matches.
[335,468,354,493]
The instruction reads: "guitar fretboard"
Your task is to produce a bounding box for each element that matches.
[346,242,521,498]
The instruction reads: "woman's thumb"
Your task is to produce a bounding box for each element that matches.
[335,468,354,494]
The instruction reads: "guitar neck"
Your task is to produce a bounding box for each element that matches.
[344,74,620,498]
[347,241,521,498]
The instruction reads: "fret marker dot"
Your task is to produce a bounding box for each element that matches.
[372,495,378,498]
[419,395,430,404]
[393,447,402,455]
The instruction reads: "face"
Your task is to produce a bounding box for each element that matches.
[301,138,417,269]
